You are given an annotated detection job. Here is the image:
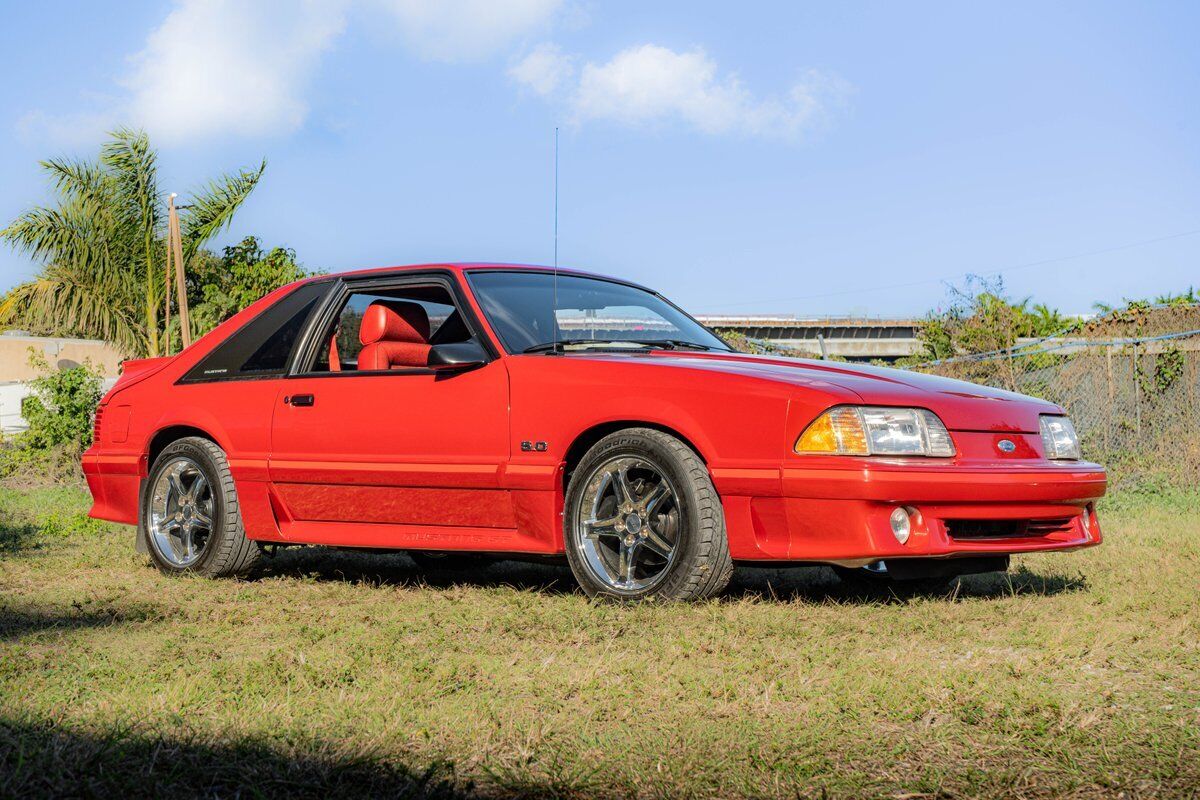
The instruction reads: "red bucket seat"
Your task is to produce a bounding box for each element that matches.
[357,300,431,370]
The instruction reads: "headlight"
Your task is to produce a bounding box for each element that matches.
[1039,415,1081,460]
[795,406,955,457]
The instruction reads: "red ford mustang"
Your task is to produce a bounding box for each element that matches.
[83,264,1105,600]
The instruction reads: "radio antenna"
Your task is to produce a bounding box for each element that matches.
[553,126,560,353]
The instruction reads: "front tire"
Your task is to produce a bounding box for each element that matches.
[564,428,732,601]
[141,436,262,578]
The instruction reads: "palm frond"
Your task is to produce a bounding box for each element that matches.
[0,269,144,355]
[181,159,267,262]
[41,157,111,205]
[1,200,116,274]
[101,127,161,236]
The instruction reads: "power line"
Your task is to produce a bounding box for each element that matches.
[706,227,1200,310]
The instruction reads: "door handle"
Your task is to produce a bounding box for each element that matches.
[284,394,315,407]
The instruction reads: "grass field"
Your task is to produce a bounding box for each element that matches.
[1,485,1197,799]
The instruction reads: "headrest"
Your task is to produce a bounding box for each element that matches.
[359,300,430,346]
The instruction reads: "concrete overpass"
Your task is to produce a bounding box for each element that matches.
[695,316,921,361]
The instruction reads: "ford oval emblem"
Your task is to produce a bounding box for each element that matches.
[997,439,1017,453]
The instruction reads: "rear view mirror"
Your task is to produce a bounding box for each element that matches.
[427,340,488,372]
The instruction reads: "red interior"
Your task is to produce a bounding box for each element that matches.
[357,300,431,370]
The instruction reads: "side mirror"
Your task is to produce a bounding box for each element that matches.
[427,340,488,372]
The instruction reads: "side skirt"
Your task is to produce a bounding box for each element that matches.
[266,519,557,554]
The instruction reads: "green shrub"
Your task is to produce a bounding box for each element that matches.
[1,352,103,482]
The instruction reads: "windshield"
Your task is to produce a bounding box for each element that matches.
[466,271,731,354]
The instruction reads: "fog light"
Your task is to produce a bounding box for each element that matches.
[889,507,912,544]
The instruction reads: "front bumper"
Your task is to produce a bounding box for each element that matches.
[721,462,1106,563]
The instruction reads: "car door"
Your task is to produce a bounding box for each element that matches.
[267,275,513,535]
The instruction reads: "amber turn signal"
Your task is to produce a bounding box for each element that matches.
[795,406,870,455]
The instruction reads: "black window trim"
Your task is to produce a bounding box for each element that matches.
[287,269,499,379]
[462,267,732,356]
[175,278,338,385]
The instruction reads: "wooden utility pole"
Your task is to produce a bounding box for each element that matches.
[167,194,192,349]
[164,234,173,354]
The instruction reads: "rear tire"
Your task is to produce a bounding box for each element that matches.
[141,437,262,578]
[563,428,732,601]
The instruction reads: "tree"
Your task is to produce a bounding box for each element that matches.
[183,236,310,344]
[1094,286,1199,314]
[0,128,265,357]
[911,276,1072,361]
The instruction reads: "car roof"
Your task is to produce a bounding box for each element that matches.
[303,262,652,292]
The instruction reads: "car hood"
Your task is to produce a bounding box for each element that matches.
[583,350,1059,432]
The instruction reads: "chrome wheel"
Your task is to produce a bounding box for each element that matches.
[148,456,214,568]
[573,455,680,594]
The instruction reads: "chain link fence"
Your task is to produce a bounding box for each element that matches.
[912,304,1200,490]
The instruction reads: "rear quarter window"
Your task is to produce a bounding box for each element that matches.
[181,282,328,382]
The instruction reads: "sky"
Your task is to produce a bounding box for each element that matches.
[0,0,1197,318]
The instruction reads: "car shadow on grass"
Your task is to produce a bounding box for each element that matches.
[727,563,1088,603]
[255,548,1087,604]
[0,603,170,642]
[0,715,478,800]
[259,548,578,595]
[0,518,42,554]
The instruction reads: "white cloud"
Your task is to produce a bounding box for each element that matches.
[370,0,563,62]
[122,0,348,143]
[509,43,575,96]
[541,43,848,140]
[21,0,565,145]
[18,3,839,147]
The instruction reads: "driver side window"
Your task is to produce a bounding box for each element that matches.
[310,284,474,373]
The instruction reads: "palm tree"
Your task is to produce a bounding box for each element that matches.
[0,128,264,356]
[1029,303,1069,336]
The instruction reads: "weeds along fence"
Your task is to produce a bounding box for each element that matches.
[913,304,1200,491]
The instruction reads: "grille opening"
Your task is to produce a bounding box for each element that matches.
[945,517,1075,540]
